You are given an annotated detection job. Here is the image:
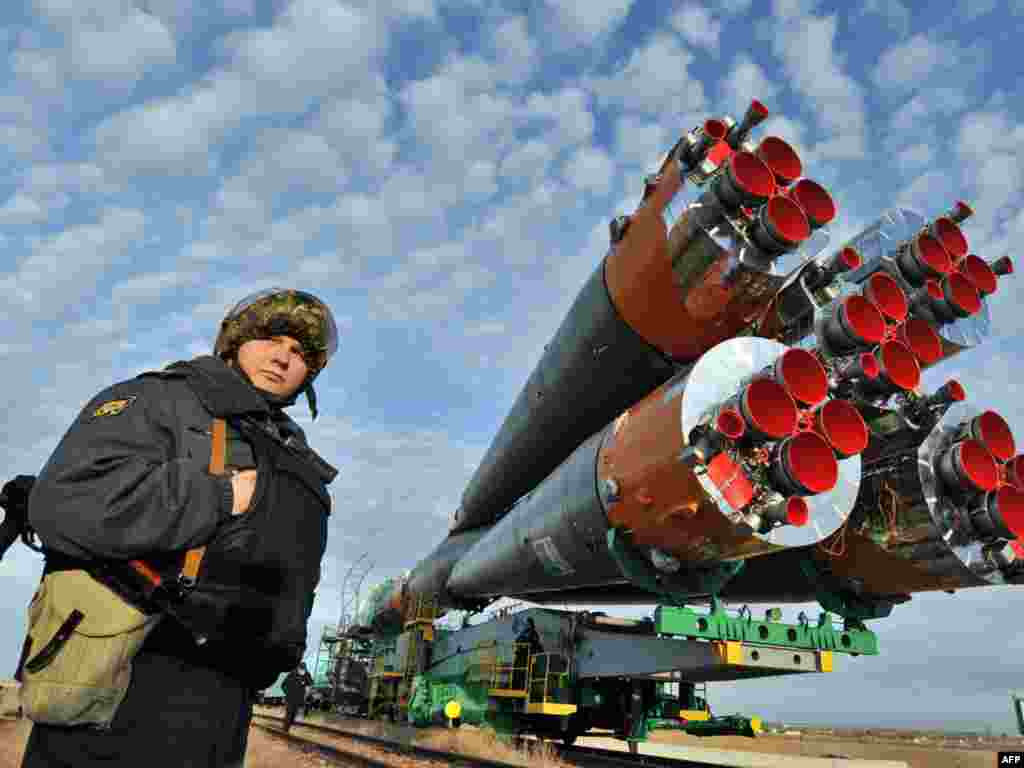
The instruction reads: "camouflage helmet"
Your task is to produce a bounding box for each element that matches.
[214,288,339,375]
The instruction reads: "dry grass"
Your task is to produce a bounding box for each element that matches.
[418,727,572,768]
[253,708,572,768]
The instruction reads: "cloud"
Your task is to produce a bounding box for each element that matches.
[957,0,997,18]
[542,0,634,44]
[872,34,989,92]
[563,146,616,196]
[858,0,910,34]
[765,1,867,160]
[5,208,147,311]
[613,115,670,171]
[486,16,537,84]
[30,0,177,89]
[895,142,934,173]
[588,35,705,116]
[670,3,722,53]
[720,54,779,115]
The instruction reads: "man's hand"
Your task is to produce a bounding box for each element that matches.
[230,470,258,516]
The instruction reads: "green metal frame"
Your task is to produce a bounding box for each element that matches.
[654,600,879,655]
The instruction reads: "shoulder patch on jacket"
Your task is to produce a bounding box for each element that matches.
[91,396,137,419]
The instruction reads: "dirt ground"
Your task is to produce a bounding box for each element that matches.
[3,714,1021,768]
[648,729,1018,768]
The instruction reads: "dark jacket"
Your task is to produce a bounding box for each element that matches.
[28,356,338,689]
[282,669,313,699]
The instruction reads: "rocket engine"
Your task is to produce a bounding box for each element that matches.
[357,100,1019,632]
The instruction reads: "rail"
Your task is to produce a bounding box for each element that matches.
[250,712,742,768]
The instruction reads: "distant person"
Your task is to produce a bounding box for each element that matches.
[512,617,543,690]
[18,289,339,767]
[282,662,313,732]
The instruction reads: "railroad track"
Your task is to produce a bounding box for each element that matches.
[250,713,735,768]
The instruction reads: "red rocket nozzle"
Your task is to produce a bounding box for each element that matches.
[877,341,921,391]
[773,348,828,406]
[960,411,1016,462]
[761,496,810,529]
[930,217,968,261]
[740,378,799,439]
[715,151,776,210]
[839,247,862,270]
[784,179,836,231]
[715,408,746,440]
[948,200,973,224]
[943,272,981,318]
[1005,455,1024,490]
[942,379,967,402]
[937,439,1000,494]
[858,341,920,398]
[706,451,755,510]
[815,398,869,458]
[824,295,886,353]
[899,317,943,366]
[978,485,1024,540]
[991,256,1013,276]
[726,100,770,150]
[815,247,862,289]
[750,196,811,255]
[864,272,908,323]
[704,119,728,141]
[899,233,953,285]
[811,399,868,460]
[755,136,802,187]
[835,352,881,383]
[785,497,810,526]
[959,254,998,297]
[771,432,839,496]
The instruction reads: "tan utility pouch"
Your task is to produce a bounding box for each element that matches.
[19,569,162,728]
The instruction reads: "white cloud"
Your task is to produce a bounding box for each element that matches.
[487,16,537,84]
[31,0,176,89]
[543,0,634,43]
[0,192,45,224]
[889,88,968,141]
[500,140,554,186]
[613,115,670,171]
[563,146,616,197]
[720,54,779,114]
[221,0,386,110]
[957,0,997,17]
[93,74,246,176]
[872,34,988,91]
[6,208,147,310]
[858,0,910,34]
[895,142,934,173]
[670,3,722,53]
[872,34,944,89]
[92,1,389,177]
[589,35,705,116]
[524,87,596,147]
[766,1,867,160]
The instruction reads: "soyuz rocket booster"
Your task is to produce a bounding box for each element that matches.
[361,100,1021,634]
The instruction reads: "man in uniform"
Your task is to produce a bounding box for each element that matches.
[281,662,313,732]
[20,289,340,768]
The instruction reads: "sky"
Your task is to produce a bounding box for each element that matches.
[1,0,1023,734]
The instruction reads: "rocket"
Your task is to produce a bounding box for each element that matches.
[359,101,1020,634]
